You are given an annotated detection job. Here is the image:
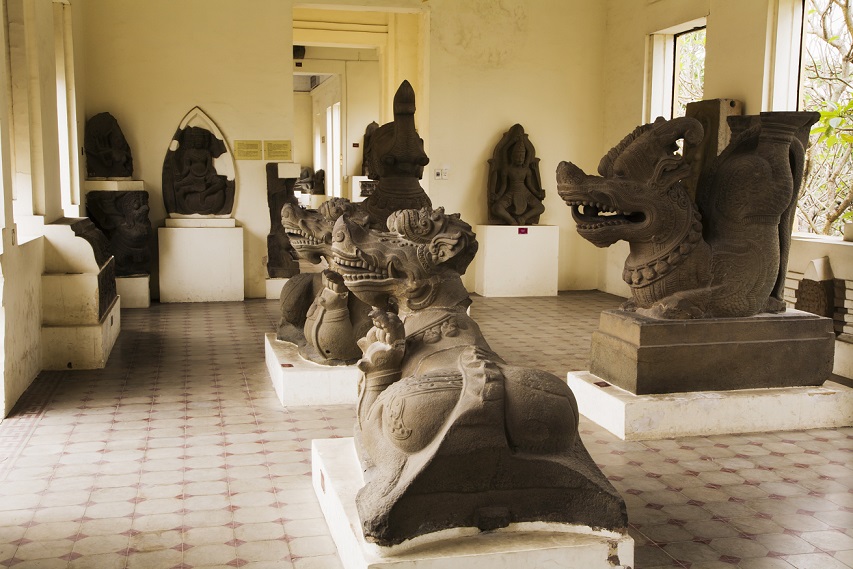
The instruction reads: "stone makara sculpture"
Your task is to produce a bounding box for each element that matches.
[558,112,819,319]
[86,191,152,277]
[330,206,626,546]
[163,126,235,215]
[277,199,371,365]
[84,112,133,178]
[487,124,546,225]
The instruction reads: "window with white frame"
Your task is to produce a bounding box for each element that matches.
[646,18,707,123]
[796,0,853,236]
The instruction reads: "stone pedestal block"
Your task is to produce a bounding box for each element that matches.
[43,296,121,370]
[82,179,145,193]
[158,226,243,302]
[265,278,288,300]
[41,218,119,370]
[312,437,633,569]
[567,371,853,440]
[117,276,150,308]
[474,225,558,297]
[264,334,359,406]
[590,309,835,395]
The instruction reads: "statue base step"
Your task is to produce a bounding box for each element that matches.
[590,309,835,394]
[265,277,288,300]
[42,296,121,370]
[312,437,634,569]
[158,226,244,302]
[116,276,150,308]
[264,333,358,407]
[568,370,853,441]
[473,225,558,297]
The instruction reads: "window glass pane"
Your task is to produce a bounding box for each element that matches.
[672,28,706,118]
[797,0,852,236]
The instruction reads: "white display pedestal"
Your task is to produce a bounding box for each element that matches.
[568,370,853,441]
[43,297,121,370]
[312,438,633,569]
[159,219,243,302]
[474,225,558,297]
[264,333,359,406]
[41,219,121,370]
[82,179,145,193]
[117,276,150,308]
[265,278,288,300]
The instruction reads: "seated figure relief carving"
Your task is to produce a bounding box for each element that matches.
[163,126,235,215]
[487,124,546,225]
[275,80,433,366]
[557,112,819,319]
[329,206,627,546]
[86,191,152,277]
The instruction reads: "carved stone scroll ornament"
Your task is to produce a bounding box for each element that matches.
[84,112,133,178]
[487,124,546,225]
[329,206,626,546]
[558,112,819,319]
[86,190,152,277]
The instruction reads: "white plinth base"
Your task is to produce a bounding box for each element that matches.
[474,225,558,297]
[82,179,144,192]
[265,278,288,300]
[568,371,853,441]
[117,276,150,308]
[312,438,633,569]
[42,296,121,370]
[264,333,359,406]
[159,227,244,302]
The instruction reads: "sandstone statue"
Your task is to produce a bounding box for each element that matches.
[163,126,234,215]
[558,112,819,319]
[361,80,431,227]
[277,199,371,365]
[330,206,627,546]
[84,112,133,178]
[274,80,433,366]
[86,191,152,277]
[487,124,546,225]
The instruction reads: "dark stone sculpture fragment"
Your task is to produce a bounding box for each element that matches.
[487,124,546,225]
[558,112,820,319]
[294,167,314,194]
[329,206,627,546]
[69,217,116,320]
[162,126,234,215]
[86,191,152,277]
[361,80,431,227]
[84,112,133,178]
[265,163,299,278]
[276,199,371,365]
[312,169,326,196]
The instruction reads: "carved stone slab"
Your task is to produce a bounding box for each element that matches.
[84,112,133,178]
[86,190,152,277]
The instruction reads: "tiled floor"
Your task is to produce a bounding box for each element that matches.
[0,292,850,569]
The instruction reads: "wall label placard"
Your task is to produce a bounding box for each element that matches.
[265,140,292,161]
[234,140,262,160]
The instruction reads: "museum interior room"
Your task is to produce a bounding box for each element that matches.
[0,0,852,568]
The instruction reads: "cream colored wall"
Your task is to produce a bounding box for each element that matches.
[427,0,607,290]
[345,60,381,185]
[293,93,313,168]
[1,239,44,416]
[79,0,293,299]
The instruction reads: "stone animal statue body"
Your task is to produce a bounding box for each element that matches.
[330,207,626,546]
[277,199,371,365]
[557,112,818,319]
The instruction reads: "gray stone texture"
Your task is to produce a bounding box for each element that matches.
[487,123,546,225]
